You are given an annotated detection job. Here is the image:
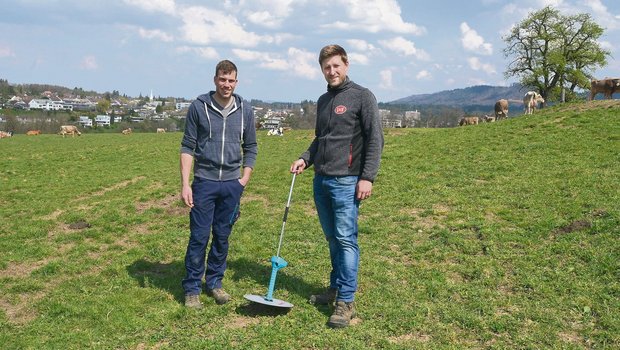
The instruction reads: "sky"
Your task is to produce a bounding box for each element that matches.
[1,0,619,103]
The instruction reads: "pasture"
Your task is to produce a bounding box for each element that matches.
[1,101,619,349]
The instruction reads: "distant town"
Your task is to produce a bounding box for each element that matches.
[0,79,430,134]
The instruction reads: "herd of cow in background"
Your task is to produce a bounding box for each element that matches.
[1,78,618,137]
[459,77,619,127]
[459,90,546,126]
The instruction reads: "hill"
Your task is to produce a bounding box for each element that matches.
[1,100,618,348]
[389,83,528,108]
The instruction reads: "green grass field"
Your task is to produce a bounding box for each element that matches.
[1,100,619,349]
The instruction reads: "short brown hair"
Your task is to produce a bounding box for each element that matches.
[215,60,238,77]
[318,45,348,66]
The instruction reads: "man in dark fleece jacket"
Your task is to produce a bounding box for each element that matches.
[290,45,384,328]
[180,60,257,309]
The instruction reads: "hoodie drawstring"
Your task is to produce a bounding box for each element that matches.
[203,102,212,139]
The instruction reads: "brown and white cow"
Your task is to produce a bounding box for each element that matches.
[59,125,82,137]
[122,128,132,135]
[523,91,545,115]
[26,130,41,136]
[156,128,166,133]
[494,99,508,120]
[459,116,479,126]
[589,78,620,100]
[0,131,13,138]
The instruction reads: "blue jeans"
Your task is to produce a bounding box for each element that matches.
[182,178,244,296]
[313,175,360,302]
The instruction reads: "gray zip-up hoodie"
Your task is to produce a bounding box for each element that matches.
[300,77,383,182]
[181,92,257,181]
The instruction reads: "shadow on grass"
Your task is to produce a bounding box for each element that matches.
[228,257,331,317]
[126,257,330,317]
[235,301,292,317]
[126,259,186,304]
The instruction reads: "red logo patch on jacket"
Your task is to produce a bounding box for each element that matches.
[334,105,347,114]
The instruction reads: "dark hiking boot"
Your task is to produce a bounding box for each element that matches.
[185,294,203,309]
[328,301,356,328]
[206,288,230,305]
[309,287,337,305]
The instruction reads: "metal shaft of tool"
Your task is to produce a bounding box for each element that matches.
[275,172,296,258]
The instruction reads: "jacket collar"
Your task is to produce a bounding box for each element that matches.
[327,76,351,93]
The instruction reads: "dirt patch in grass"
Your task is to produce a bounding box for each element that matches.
[554,220,591,235]
[136,193,189,217]
[42,209,63,221]
[399,205,450,230]
[241,193,270,207]
[72,176,146,202]
[0,260,48,279]
[0,291,45,325]
[224,315,261,330]
[388,332,431,344]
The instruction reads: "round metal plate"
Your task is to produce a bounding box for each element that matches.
[244,294,294,308]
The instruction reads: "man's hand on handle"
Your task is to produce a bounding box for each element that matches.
[290,159,306,175]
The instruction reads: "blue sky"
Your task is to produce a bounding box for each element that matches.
[1,0,619,103]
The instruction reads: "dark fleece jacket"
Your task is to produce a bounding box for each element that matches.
[181,92,257,181]
[301,78,383,182]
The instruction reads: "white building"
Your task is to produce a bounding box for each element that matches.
[78,116,93,127]
[95,115,111,126]
[176,102,192,110]
[29,99,63,111]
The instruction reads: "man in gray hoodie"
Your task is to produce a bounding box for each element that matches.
[180,60,257,309]
[290,45,384,328]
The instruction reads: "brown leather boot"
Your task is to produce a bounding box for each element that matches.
[328,301,356,328]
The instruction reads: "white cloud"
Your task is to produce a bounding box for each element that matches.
[346,39,377,52]
[138,28,174,42]
[599,40,613,51]
[379,37,429,60]
[174,46,218,59]
[467,57,496,74]
[460,22,493,55]
[348,53,370,65]
[179,6,268,47]
[242,0,299,28]
[583,0,620,30]
[79,55,98,70]
[0,45,15,58]
[232,47,319,79]
[379,69,394,89]
[123,0,176,15]
[323,0,425,34]
[416,70,431,80]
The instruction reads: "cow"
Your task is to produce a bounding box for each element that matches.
[589,78,620,100]
[494,99,509,120]
[459,116,479,126]
[267,128,283,136]
[523,91,545,115]
[0,131,13,138]
[26,130,41,136]
[156,128,166,133]
[481,115,496,123]
[122,128,132,135]
[59,125,81,137]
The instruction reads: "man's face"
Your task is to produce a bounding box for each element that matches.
[321,55,348,88]
[214,70,238,101]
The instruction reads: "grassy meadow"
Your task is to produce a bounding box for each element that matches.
[1,100,619,349]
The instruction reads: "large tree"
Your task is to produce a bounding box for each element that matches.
[503,6,609,103]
